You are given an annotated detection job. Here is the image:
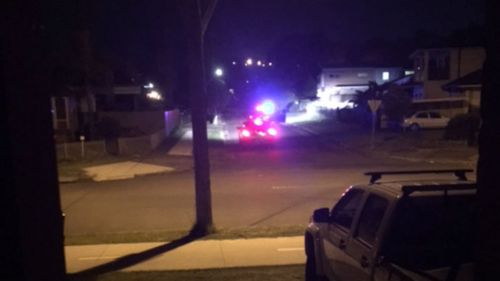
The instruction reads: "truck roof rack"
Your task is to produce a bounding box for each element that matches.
[364,169,473,184]
[401,183,476,195]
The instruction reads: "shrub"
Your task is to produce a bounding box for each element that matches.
[381,87,412,124]
[444,113,480,141]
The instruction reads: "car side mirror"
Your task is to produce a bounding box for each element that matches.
[313,208,330,223]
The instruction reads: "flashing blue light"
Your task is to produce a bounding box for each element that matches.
[259,100,276,115]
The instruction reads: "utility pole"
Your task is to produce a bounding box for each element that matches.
[178,0,218,235]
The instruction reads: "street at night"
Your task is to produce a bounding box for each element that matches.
[60,115,474,237]
[4,1,500,280]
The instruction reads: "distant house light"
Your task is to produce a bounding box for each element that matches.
[147,90,162,101]
[405,70,415,76]
[382,71,390,81]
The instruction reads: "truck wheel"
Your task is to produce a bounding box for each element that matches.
[306,254,318,281]
[305,236,328,281]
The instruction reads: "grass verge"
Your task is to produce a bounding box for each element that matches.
[65,225,307,245]
[68,264,304,281]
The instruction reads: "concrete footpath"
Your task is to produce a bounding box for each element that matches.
[65,236,305,273]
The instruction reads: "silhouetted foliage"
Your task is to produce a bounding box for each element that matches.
[381,86,412,124]
[96,117,121,139]
[444,113,480,141]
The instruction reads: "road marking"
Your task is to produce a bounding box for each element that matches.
[78,256,119,261]
[272,185,299,190]
[277,247,304,252]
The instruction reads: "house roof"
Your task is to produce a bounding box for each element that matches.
[442,69,482,91]
[320,64,403,70]
[409,46,484,59]
[335,83,370,88]
[385,74,421,88]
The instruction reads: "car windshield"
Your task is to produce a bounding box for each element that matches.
[405,111,416,118]
[382,193,476,270]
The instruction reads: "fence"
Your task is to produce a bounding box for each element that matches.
[55,140,107,160]
[56,109,181,159]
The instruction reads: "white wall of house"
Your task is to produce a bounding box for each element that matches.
[466,89,481,109]
[411,47,485,100]
[317,67,403,108]
[449,87,482,111]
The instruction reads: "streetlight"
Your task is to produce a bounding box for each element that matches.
[245,58,253,66]
[214,68,223,77]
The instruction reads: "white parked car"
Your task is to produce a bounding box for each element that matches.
[403,111,450,131]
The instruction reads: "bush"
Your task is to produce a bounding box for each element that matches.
[337,108,358,123]
[381,87,412,124]
[444,113,480,142]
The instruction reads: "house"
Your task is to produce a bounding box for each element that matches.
[409,47,485,100]
[50,64,167,142]
[51,83,167,141]
[316,67,405,109]
[96,85,143,112]
[51,86,102,143]
[442,69,482,112]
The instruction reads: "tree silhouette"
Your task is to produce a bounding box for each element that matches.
[178,0,218,235]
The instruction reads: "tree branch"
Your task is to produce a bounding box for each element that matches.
[200,0,218,37]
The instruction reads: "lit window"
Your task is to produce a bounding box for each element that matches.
[382,71,390,81]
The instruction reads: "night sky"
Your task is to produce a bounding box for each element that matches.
[206,0,483,58]
[54,0,484,87]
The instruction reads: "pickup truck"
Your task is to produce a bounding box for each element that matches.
[305,169,476,281]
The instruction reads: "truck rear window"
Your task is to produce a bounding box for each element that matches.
[382,194,476,270]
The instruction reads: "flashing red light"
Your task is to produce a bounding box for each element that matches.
[268,127,278,136]
[241,129,251,137]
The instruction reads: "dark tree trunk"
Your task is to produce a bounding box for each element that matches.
[475,0,500,279]
[1,2,66,281]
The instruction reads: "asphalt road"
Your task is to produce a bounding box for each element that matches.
[59,116,450,236]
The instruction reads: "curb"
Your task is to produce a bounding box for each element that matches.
[58,176,80,183]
